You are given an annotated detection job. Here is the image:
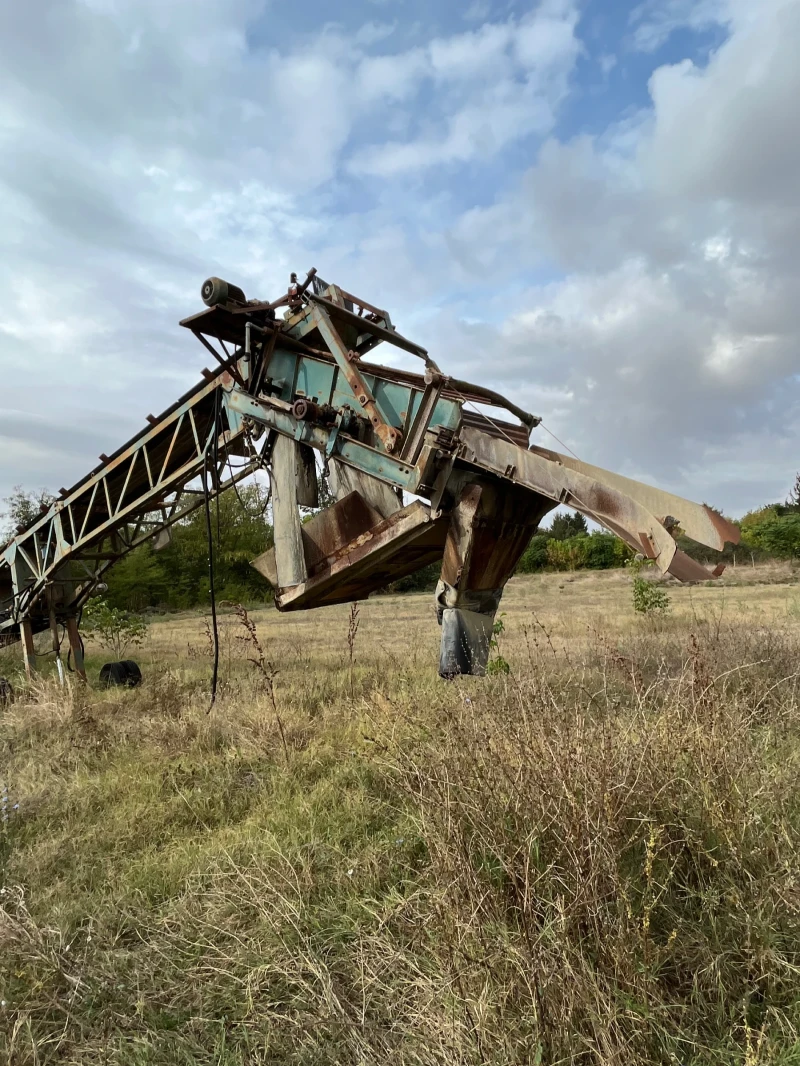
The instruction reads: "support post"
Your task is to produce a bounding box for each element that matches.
[19,619,36,680]
[65,616,87,682]
[49,607,65,686]
[436,482,553,677]
[272,434,308,588]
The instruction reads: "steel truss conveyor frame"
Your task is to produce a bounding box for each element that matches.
[0,364,271,677]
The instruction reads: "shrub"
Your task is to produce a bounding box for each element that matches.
[516,534,550,573]
[546,536,589,571]
[81,600,149,659]
[743,514,800,559]
[632,576,670,613]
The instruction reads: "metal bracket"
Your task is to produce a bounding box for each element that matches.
[400,370,445,464]
[325,412,344,459]
[311,303,403,455]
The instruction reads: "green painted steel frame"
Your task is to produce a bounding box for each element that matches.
[260,348,462,444]
[0,288,464,641]
[224,388,433,494]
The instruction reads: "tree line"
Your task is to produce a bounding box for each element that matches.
[3,475,800,613]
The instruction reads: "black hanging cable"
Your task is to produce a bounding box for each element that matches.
[203,393,221,709]
[224,425,273,519]
[214,388,221,545]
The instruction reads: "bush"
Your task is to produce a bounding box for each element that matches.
[546,536,589,571]
[632,576,670,613]
[743,514,800,559]
[516,534,550,573]
[81,600,149,659]
[517,531,631,575]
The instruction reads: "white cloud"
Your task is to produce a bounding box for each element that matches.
[429,0,800,510]
[629,0,730,52]
[463,0,491,22]
[598,53,617,76]
[353,20,397,46]
[1,0,798,519]
[350,1,582,175]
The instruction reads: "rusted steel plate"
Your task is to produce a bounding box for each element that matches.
[459,428,733,583]
[667,549,727,583]
[306,292,429,359]
[459,409,529,448]
[441,482,554,591]
[458,428,684,576]
[271,501,448,611]
[528,444,739,552]
[251,491,385,588]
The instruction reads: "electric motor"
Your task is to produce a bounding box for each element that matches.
[201,276,247,308]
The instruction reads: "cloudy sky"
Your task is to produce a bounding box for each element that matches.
[1,0,798,518]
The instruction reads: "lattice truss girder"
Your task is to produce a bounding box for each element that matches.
[0,371,269,635]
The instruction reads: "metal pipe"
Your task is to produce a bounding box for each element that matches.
[436,374,541,430]
[244,319,267,356]
[245,320,271,391]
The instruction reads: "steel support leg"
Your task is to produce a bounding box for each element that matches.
[436,482,553,677]
[49,608,65,686]
[66,616,87,682]
[272,434,308,589]
[19,619,36,680]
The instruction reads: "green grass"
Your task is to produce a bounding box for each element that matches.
[3,584,800,1063]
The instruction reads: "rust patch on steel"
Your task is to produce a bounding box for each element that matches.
[704,505,740,548]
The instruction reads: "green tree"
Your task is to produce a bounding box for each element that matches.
[1,485,55,540]
[516,534,550,573]
[104,545,171,612]
[744,514,800,559]
[82,600,149,659]
[785,472,800,511]
[740,505,781,541]
[103,483,274,611]
[549,512,589,540]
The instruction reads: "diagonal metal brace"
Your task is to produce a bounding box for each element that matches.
[311,303,403,454]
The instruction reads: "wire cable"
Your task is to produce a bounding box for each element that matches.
[445,379,582,462]
[539,421,581,460]
[224,424,273,519]
[203,396,221,710]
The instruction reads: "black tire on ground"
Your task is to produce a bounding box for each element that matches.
[120,660,142,687]
[100,661,143,688]
[99,662,128,687]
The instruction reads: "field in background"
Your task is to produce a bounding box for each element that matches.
[2,566,800,1064]
[142,561,800,687]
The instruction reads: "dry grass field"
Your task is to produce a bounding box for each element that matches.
[141,560,800,682]
[2,564,800,1064]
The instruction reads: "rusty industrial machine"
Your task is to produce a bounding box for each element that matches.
[0,270,739,680]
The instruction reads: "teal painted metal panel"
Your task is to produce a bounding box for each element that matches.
[261,347,462,448]
[295,358,336,404]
